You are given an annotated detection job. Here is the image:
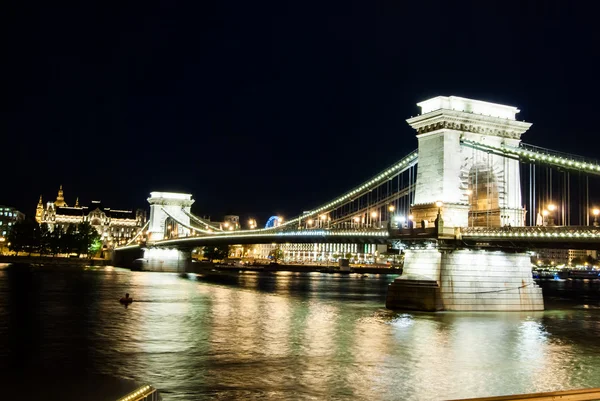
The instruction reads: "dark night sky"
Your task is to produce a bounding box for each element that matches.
[2,1,599,224]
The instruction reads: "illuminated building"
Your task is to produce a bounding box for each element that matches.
[240,243,388,264]
[36,186,146,248]
[222,215,240,230]
[0,206,25,252]
[534,248,598,266]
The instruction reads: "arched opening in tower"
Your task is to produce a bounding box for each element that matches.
[468,165,501,227]
[164,217,179,239]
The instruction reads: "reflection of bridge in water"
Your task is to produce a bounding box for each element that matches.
[115,95,600,312]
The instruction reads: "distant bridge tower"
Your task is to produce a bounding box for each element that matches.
[407,96,532,228]
[147,192,194,242]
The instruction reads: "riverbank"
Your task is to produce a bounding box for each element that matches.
[0,255,108,270]
[189,262,402,275]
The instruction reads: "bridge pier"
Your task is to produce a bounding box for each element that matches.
[386,248,544,311]
[139,248,193,272]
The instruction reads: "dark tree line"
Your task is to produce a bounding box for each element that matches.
[202,245,229,261]
[571,255,598,267]
[7,220,101,257]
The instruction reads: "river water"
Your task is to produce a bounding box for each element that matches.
[1,266,600,400]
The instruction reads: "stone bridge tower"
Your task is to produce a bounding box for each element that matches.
[406,96,532,228]
[147,192,194,242]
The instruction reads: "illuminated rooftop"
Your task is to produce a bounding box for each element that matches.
[149,192,193,200]
[417,96,520,120]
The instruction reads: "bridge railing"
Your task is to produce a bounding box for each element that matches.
[116,385,160,401]
[449,387,600,401]
[460,226,600,238]
[520,142,600,166]
[461,137,600,175]
[139,228,391,247]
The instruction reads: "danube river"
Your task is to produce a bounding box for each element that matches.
[1,266,600,400]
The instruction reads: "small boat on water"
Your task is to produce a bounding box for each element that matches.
[119,293,133,304]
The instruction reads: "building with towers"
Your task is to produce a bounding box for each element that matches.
[36,186,147,249]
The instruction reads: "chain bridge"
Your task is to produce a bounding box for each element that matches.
[115,96,600,312]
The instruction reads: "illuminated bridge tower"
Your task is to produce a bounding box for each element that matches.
[407,96,532,229]
[387,96,543,312]
[147,192,195,242]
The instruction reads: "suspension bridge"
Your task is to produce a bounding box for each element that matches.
[114,95,600,312]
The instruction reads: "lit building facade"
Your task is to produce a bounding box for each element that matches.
[534,248,598,266]
[228,242,390,265]
[0,206,25,251]
[36,186,146,248]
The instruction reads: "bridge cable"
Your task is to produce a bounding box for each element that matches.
[122,220,150,248]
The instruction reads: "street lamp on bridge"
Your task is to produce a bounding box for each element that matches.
[547,204,556,226]
[593,208,599,227]
[388,205,395,229]
[541,209,549,226]
[435,201,444,232]
[319,214,327,228]
[466,189,473,227]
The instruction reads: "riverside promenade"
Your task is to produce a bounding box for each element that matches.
[0,255,109,268]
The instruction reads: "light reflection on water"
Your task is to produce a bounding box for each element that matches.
[1,269,600,400]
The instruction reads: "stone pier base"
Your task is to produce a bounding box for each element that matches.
[386,249,544,311]
[141,248,193,272]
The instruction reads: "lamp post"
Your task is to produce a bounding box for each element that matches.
[388,205,395,229]
[466,189,473,227]
[353,216,360,229]
[307,218,314,229]
[547,204,556,226]
[593,208,599,227]
[435,200,444,233]
[542,210,549,227]
[370,211,378,228]
[320,214,327,228]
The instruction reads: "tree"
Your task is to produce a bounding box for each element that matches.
[48,226,64,256]
[571,256,586,267]
[61,224,78,255]
[88,239,102,257]
[7,220,40,256]
[202,244,229,261]
[269,247,284,263]
[75,222,101,257]
[38,223,51,255]
[7,220,32,256]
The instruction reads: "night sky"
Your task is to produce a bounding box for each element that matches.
[2,1,598,224]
